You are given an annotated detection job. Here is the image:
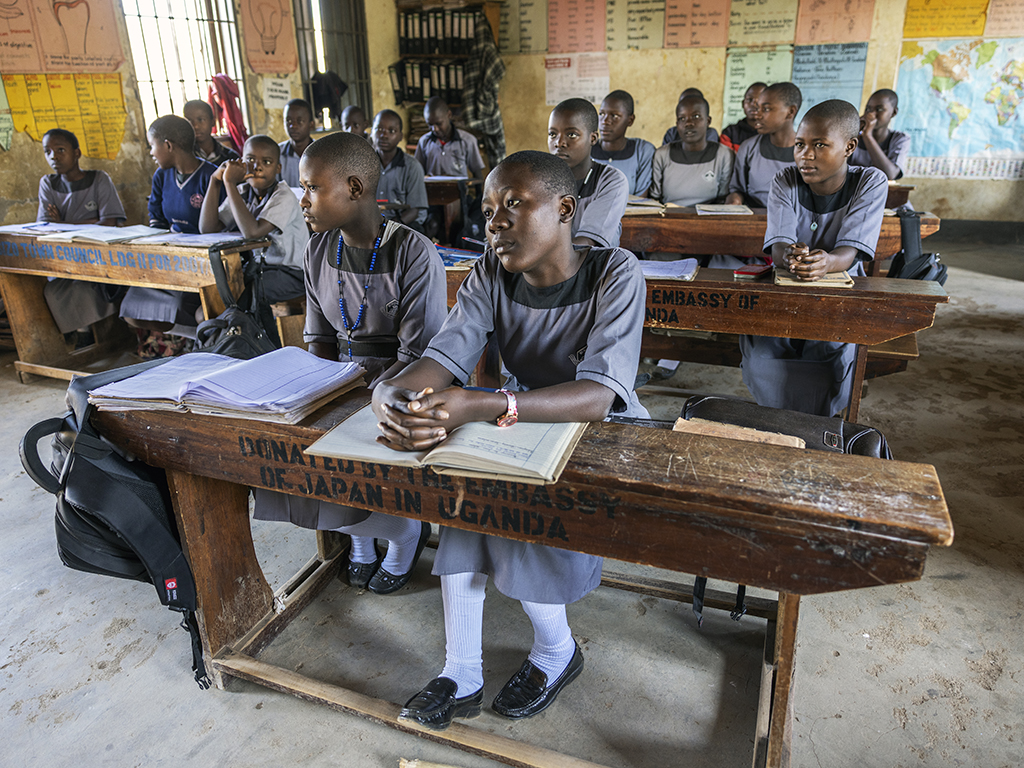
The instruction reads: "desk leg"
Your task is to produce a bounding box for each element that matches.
[847,345,869,422]
[757,592,799,768]
[199,252,245,319]
[166,471,273,688]
[0,272,70,382]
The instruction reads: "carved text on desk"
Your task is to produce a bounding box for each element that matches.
[238,433,623,544]
[647,288,760,323]
[0,239,213,276]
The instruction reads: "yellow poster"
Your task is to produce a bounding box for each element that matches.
[903,0,988,39]
[1,72,125,158]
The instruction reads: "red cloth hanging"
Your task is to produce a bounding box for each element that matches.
[207,74,248,154]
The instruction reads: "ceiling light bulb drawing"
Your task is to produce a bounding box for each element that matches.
[253,2,282,55]
[52,0,90,55]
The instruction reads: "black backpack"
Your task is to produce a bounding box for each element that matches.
[888,208,948,285]
[20,360,210,688]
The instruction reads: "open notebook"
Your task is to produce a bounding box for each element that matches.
[305,404,587,485]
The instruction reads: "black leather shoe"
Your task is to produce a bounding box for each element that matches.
[368,521,432,594]
[345,541,383,589]
[491,642,584,719]
[398,677,483,730]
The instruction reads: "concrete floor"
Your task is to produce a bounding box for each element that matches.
[3,231,1022,767]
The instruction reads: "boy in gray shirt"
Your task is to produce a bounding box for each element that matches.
[741,100,887,417]
[372,109,428,231]
[549,98,629,248]
[726,82,802,209]
[851,89,910,180]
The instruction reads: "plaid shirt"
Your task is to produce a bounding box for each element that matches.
[460,16,506,167]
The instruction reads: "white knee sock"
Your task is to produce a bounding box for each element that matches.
[334,514,422,570]
[439,572,487,695]
[520,600,575,683]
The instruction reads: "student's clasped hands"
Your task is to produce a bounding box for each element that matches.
[372,384,463,451]
[783,241,830,281]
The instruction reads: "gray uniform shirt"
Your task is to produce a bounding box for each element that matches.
[278,140,307,188]
[414,127,485,177]
[741,165,888,417]
[424,246,647,603]
[37,171,126,224]
[376,150,428,227]
[575,162,629,248]
[218,181,308,270]
[591,137,656,196]
[728,134,795,208]
[850,130,910,179]
[304,219,448,384]
[651,141,735,207]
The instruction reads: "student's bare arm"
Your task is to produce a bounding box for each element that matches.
[725,192,744,205]
[221,161,278,239]
[398,206,421,226]
[859,129,900,180]
[199,171,226,233]
[774,241,858,281]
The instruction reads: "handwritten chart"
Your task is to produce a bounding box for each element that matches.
[2,73,126,158]
[903,0,988,39]
[545,52,609,104]
[664,0,730,49]
[606,0,665,51]
[792,43,869,120]
[795,0,875,45]
[985,0,1024,37]
[728,0,798,47]
[548,0,605,53]
[722,45,794,128]
[0,0,124,72]
[0,78,12,150]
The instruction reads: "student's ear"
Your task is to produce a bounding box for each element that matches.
[891,106,898,119]
[626,114,635,128]
[844,137,858,157]
[347,174,365,199]
[588,130,599,147]
[785,105,798,122]
[558,193,577,222]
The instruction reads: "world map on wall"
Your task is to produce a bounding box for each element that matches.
[897,38,1023,178]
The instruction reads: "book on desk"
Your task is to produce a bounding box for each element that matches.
[88,347,365,424]
[306,403,587,485]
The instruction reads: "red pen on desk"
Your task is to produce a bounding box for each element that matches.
[463,237,487,247]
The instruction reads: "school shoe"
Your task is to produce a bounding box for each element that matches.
[398,677,483,730]
[345,540,383,589]
[491,641,584,719]
[367,521,432,594]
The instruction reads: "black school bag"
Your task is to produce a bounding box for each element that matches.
[888,208,948,285]
[19,360,210,688]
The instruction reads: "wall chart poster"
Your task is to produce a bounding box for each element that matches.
[728,0,798,47]
[903,0,988,39]
[2,73,126,158]
[794,0,874,45]
[664,0,730,49]
[0,0,124,73]
[544,52,609,105]
[240,0,298,74]
[898,38,1024,180]
[722,45,793,128]
[792,42,869,121]
[548,0,605,53]
[606,0,665,51]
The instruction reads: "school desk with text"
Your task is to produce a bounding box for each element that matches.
[0,232,266,383]
[93,389,952,768]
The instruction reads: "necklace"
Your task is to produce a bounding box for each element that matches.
[336,219,385,359]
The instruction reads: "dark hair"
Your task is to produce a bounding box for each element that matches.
[677,94,710,117]
[802,99,861,141]
[552,98,598,135]
[603,90,635,116]
[284,98,313,120]
[183,99,214,121]
[495,150,575,200]
[872,88,899,108]
[424,96,450,115]
[679,87,704,101]
[148,115,195,153]
[747,82,768,94]
[244,134,280,160]
[302,131,381,190]
[42,128,79,150]
[373,109,404,131]
[342,105,367,122]
[765,82,803,112]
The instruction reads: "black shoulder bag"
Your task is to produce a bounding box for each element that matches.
[195,249,280,359]
[20,361,210,688]
[888,208,948,286]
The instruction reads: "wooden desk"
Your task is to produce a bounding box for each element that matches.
[425,177,481,246]
[0,234,259,383]
[447,268,949,420]
[94,392,952,768]
[619,209,940,261]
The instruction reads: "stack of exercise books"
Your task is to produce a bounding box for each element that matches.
[33,224,168,244]
[305,404,586,485]
[774,269,854,287]
[640,258,699,281]
[88,347,365,424]
[695,204,754,215]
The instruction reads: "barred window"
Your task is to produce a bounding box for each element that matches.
[125,0,250,129]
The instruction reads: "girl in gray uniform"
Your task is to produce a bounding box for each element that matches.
[741,100,887,417]
[373,151,647,729]
[650,94,735,207]
[253,132,448,594]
